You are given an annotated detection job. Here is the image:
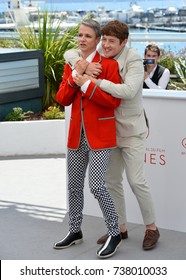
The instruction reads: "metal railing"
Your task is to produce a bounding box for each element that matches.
[128,32,186,55]
[128,33,186,45]
[1,31,186,56]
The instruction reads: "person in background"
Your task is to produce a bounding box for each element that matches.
[64,20,160,251]
[143,43,170,89]
[53,19,122,259]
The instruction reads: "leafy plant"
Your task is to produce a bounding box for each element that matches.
[5,107,33,121]
[159,50,176,74]
[0,38,22,48]
[159,47,186,90]
[174,57,186,85]
[42,106,65,119]
[15,11,79,110]
[5,106,65,121]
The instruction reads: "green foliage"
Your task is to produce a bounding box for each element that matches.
[167,81,186,91]
[5,106,65,121]
[5,107,33,121]
[0,39,22,48]
[42,106,65,119]
[159,51,176,74]
[159,47,186,90]
[174,57,186,85]
[15,11,79,110]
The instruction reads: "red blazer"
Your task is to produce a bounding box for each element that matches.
[56,51,121,150]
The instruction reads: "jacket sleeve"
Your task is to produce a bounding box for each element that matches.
[97,51,144,100]
[84,60,121,109]
[63,49,81,68]
[85,83,121,109]
[56,64,79,106]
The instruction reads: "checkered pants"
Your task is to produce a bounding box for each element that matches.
[67,130,120,237]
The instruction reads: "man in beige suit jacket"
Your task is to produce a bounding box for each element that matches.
[64,20,159,250]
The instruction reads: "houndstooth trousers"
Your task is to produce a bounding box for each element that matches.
[67,130,120,237]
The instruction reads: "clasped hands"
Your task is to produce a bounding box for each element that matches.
[73,59,102,86]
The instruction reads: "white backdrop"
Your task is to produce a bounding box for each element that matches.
[65,89,186,232]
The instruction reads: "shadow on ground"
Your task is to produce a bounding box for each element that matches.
[1,199,186,260]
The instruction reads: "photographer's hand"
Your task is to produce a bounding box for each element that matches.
[144,71,149,80]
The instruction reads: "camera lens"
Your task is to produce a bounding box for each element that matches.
[147,59,155,64]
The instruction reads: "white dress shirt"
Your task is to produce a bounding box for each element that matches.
[144,65,170,89]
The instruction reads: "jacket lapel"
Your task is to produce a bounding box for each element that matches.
[116,46,129,72]
[92,51,102,63]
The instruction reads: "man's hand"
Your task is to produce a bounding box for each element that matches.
[73,73,90,87]
[144,71,149,80]
[85,74,97,84]
[74,60,89,75]
[86,62,102,77]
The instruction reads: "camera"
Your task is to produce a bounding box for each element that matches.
[143,59,155,71]
[143,59,155,65]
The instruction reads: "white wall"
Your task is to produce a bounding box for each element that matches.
[0,120,66,156]
[66,90,186,232]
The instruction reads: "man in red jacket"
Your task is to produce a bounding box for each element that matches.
[53,19,122,259]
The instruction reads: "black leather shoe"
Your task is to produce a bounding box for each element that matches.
[97,230,128,244]
[97,234,121,258]
[53,231,83,249]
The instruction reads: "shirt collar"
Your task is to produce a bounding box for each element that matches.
[86,50,97,63]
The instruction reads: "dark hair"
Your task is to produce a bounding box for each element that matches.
[101,20,129,43]
[80,19,101,38]
[144,44,161,56]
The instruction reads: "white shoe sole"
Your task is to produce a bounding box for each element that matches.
[53,238,83,249]
[96,240,122,259]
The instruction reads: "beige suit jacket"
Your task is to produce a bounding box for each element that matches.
[97,46,147,145]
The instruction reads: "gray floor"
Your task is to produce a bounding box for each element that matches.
[0,155,186,260]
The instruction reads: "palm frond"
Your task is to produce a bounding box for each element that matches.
[14,10,79,109]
